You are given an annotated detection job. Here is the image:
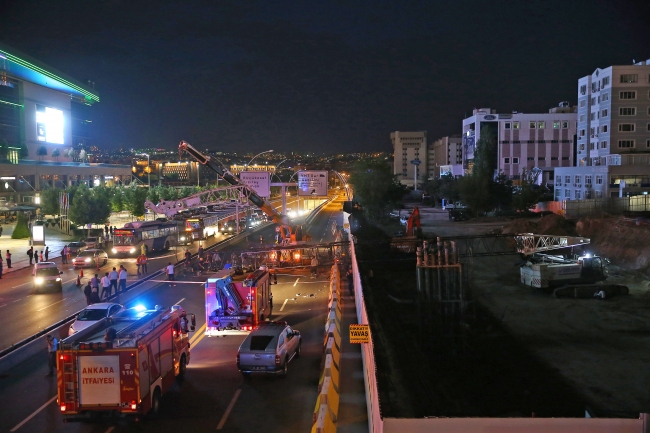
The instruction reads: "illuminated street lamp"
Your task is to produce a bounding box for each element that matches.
[246,150,273,167]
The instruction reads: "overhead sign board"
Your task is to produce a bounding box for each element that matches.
[410,159,421,166]
[240,171,271,197]
[349,324,369,344]
[298,171,328,196]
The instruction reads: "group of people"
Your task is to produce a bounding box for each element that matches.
[183,247,223,275]
[82,265,129,305]
[27,246,49,264]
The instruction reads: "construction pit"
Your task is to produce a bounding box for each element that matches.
[356,208,650,418]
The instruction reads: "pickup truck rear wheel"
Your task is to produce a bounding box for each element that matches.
[280,357,288,377]
[295,342,302,359]
[178,354,187,379]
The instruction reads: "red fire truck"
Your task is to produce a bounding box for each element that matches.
[57,305,195,419]
[205,267,272,336]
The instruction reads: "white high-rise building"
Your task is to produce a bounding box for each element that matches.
[391,131,427,188]
[555,59,650,200]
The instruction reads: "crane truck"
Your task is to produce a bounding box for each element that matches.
[515,233,609,289]
[178,140,305,242]
[57,305,195,419]
[205,267,272,336]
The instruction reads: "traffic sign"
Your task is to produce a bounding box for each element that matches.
[349,324,369,344]
[410,159,421,166]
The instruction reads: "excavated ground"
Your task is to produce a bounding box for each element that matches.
[359,206,650,417]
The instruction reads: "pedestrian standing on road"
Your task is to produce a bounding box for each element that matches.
[141,255,148,274]
[310,255,319,278]
[91,273,99,293]
[83,282,92,305]
[44,246,49,261]
[166,262,175,281]
[198,244,204,259]
[109,267,118,293]
[46,334,58,376]
[100,272,111,300]
[34,251,39,264]
[27,247,33,265]
[104,225,109,238]
[39,250,44,262]
[67,248,71,263]
[269,292,273,316]
[0,225,3,237]
[90,284,100,304]
[118,265,127,292]
[0,257,3,278]
[95,253,101,270]
[61,246,67,264]
[136,255,142,276]
[5,250,11,268]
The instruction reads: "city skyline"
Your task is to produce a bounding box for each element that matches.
[1,0,648,154]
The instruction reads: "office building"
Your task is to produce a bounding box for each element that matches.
[391,131,427,188]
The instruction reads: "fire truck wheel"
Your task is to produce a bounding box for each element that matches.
[150,388,162,416]
[295,342,301,359]
[178,354,187,379]
[280,357,288,377]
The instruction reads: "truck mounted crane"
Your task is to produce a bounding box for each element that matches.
[178,140,296,240]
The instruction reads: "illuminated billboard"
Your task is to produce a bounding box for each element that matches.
[298,171,328,196]
[240,171,271,197]
[36,104,64,144]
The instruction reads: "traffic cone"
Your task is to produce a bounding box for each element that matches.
[80,268,84,277]
[76,274,82,287]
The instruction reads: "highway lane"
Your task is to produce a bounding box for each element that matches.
[0,198,345,433]
[0,197,307,351]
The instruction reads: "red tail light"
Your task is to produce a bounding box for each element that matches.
[60,403,66,412]
[236,353,240,365]
[131,400,137,410]
[275,354,281,365]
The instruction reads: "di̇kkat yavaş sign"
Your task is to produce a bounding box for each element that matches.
[349,324,369,344]
[297,171,328,196]
[240,171,271,197]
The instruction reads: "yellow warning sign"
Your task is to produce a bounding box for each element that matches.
[343,223,350,229]
[349,324,369,344]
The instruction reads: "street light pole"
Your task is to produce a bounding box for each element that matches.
[246,149,274,168]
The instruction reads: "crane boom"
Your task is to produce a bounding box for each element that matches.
[514,233,590,256]
[178,140,285,226]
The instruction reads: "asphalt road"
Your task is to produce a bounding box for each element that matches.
[0,196,305,352]
[0,197,345,433]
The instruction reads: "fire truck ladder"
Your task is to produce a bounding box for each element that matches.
[514,233,590,257]
[144,185,253,218]
[221,280,245,311]
[60,346,78,408]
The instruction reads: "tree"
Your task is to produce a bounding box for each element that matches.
[11,213,30,239]
[69,184,111,236]
[458,129,500,214]
[422,173,460,206]
[51,148,60,161]
[37,145,47,161]
[124,185,150,218]
[111,186,125,212]
[40,187,64,216]
[348,160,407,220]
[512,168,545,211]
[146,186,160,207]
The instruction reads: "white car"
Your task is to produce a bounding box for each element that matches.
[443,201,467,210]
[68,303,125,336]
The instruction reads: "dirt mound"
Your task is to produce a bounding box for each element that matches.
[501,214,576,236]
[577,217,650,269]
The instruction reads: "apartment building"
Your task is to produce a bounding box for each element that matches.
[462,104,577,184]
[554,59,650,200]
[391,131,427,188]
[429,136,463,178]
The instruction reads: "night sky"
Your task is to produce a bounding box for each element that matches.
[1,0,648,154]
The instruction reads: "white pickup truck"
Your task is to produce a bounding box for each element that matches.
[443,201,467,210]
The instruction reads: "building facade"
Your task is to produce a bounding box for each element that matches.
[0,44,132,205]
[462,104,577,184]
[391,131,427,188]
[554,59,650,201]
[429,136,462,178]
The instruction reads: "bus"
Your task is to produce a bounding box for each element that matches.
[111,220,179,255]
[185,214,220,240]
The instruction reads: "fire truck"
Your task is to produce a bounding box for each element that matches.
[57,305,195,419]
[205,267,272,336]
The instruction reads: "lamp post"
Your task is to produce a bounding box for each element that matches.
[246,149,273,168]
[272,159,287,182]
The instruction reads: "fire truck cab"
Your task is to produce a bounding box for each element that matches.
[205,267,272,336]
[57,305,195,419]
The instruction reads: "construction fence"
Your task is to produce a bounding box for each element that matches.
[563,195,650,219]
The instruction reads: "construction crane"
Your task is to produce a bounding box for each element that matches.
[514,233,591,256]
[178,140,295,240]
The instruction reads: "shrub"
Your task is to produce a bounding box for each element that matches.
[11,214,31,239]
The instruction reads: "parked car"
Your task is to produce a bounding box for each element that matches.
[443,201,467,210]
[68,303,125,336]
[237,322,301,376]
[449,209,472,222]
[33,262,63,291]
[72,249,109,268]
[66,241,87,255]
[83,237,100,248]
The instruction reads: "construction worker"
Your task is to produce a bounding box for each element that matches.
[140,254,148,274]
[136,254,142,276]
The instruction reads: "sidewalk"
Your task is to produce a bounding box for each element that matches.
[0,223,76,275]
[337,275,369,433]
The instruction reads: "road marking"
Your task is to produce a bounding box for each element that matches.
[10,395,57,432]
[189,323,207,346]
[280,299,289,311]
[11,283,30,289]
[293,278,300,287]
[217,389,242,430]
[36,299,64,311]
[175,298,185,304]
[104,427,115,433]
[0,304,7,308]
[12,299,22,303]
